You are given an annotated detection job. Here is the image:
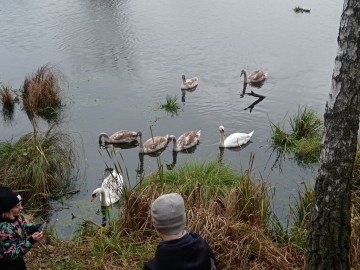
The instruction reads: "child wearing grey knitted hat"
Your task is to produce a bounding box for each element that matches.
[143,193,217,270]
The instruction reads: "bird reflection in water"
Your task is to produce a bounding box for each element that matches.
[217,140,253,165]
[166,145,199,170]
[181,85,198,103]
[240,83,266,113]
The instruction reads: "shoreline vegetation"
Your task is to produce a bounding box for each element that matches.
[1,65,360,268]
[24,159,360,269]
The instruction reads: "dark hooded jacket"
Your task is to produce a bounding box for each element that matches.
[143,231,217,270]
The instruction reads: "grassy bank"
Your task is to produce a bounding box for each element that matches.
[26,160,307,270]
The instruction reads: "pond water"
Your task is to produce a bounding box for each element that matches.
[0,0,343,238]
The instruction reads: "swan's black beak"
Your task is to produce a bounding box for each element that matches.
[91,194,96,202]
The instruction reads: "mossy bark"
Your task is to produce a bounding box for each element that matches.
[305,1,360,269]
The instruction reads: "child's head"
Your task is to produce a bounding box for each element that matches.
[0,186,22,218]
[151,193,186,235]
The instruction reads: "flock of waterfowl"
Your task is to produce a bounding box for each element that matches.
[92,70,266,207]
[97,70,268,154]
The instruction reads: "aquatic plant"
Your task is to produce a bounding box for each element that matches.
[157,95,182,116]
[293,6,311,13]
[289,107,322,140]
[270,106,323,163]
[22,64,64,120]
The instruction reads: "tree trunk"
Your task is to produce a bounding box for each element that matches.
[305,1,360,269]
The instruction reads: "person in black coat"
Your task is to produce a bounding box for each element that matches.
[143,193,217,270]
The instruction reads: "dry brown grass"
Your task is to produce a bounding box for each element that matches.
[119,181,304,270]
[0,84,15,112]
[22,64,63,118]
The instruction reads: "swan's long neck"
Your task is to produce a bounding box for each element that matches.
[99,133,109,145]
[241,70,248,84]
[182,75,186,83]
[169,135,177,151]
[93,188,107,206]
[219,131,225,147]
[138,132,144,153]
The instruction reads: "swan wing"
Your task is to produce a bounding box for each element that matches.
[181,77,199,89]
[110,130,139,143]
[248,70,266,82]
[102,170,123,205]
[177,130,201,150]
[143,135,169,153]
[224,132,253,148]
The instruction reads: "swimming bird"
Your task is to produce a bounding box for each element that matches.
[99,130,141,146]
[240,70,267,84]
[139,133,171,154]
[91,169,124,206]
[219,125,254,148]
[169,130,201,152]
[181,75,199,90]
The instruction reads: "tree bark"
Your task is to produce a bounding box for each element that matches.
[305,1,360,269]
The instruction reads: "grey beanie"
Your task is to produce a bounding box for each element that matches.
[151,193,186,234]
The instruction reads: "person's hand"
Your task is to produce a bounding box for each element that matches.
[31,232,43,242]
[28,223,42,234]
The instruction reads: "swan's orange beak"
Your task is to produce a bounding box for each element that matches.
[91,194,96,202]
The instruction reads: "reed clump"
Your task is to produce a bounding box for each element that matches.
[22,64,63,119]
[270,106,322,163]
[0,128,76,206]
[0,85,15,112]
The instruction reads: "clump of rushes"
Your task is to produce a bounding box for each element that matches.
[22,64,63,120]
[0,129,76,207]
[270,106,322,163]
[158,95,181,116]
[293,6,311,13]
[0,85,15,121]
[0,85,15,112]
[288,183,314,252]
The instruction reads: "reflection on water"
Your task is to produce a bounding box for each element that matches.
[240,83,266,112]
[0,0,344,237]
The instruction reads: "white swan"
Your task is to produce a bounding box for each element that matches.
[91,169,124,206]
[181,75,199,90]
[219,125,254,148]
[169,130,201,152]
[99,130,141,146]
[139,132,171,154]
[240,70,267,84]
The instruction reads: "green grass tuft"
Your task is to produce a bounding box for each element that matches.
[0,129,77,207]
[158,95,182,116]
[270,106,323,163]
